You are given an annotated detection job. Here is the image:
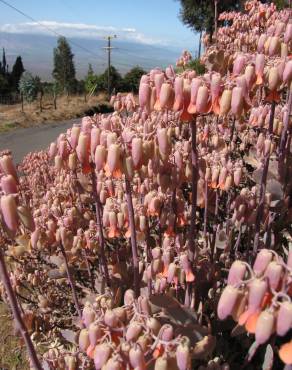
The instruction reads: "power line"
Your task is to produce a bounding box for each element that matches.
[0,0,101,59]
[102,35,117,96]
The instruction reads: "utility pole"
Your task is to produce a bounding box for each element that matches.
[103,35,117,97]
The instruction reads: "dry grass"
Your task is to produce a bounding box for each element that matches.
[0,93,108,133]
[0,302,29,370]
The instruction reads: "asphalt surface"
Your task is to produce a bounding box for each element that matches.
[0,119,80,164]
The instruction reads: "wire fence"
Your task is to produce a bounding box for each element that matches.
[0,94,21,106]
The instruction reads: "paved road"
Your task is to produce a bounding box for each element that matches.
[0,119,80,164]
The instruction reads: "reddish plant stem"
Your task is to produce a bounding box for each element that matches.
[59,242,83,323]
[172,187,177,233]
[203,179,208,239]
[230,116,236,145]
[190,117,198,261]
[91,169,110,286]
[125,177,140,298]
[145,218,152,297]
[279,86,292,158]
[0,248,43,370]
[82,249,96,292]
[253,101,276,255]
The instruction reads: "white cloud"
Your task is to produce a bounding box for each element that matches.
[0,20,166,45]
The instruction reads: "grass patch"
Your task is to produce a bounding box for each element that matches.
[0,302,29,370]
[0,121,18,133]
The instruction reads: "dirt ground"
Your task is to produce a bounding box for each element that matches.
[0,93,108,133]
[0,302,29,370]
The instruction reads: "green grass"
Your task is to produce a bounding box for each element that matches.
[0,302,29,370]
[0,121,18,133]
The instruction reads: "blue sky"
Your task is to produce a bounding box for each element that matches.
[0,0,199,51]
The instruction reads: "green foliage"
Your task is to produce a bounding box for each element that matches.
[19,72,40,102]
[84,65,124,95]
[10,56,24,91]
[177,0,241,34]
[122,66,146,93]
[0,74,11,95]
[273,0,287,9]
[85,64,99,94]
[53,36,76,94]
[103,66,123,93]
[186,58,206,75]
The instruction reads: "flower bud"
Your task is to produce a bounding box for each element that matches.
[247,278,268,313]
[68,152,77,171]
[88,322,102,346]
[78,328,90,352]
[104,309,118,328]
[94,343,112,370]
[255,310,275,344]
[126,322,142,342]
[276,301,292,336]
[196,85,209,114]
[220,89,232,116]
[155,356,168,370]
[217,285,239,320]
[70,125,80,149]
[107,144,121,173]
[264,261,282,290]
[95,145,106,171]
[227,261,246,286]
[76,133,90,164]
[132,138,143,169]
[82,303,96,328]
[231,87,243,117]
[0,194,18,232]
[17,205,35,231]
[124,289,135,305]
[253,249,272,275]
[268,36,280,57]
[176,343,191,370]
[129,345,146,369]
[1,175,17,195]
[268,67,280,91]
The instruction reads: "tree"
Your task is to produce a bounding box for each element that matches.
[52,36,76,94]
[85,64,99,95]
[177,0,241,37]
[0,74,10,95]
[19,72,39,103]
[103,66,123,93]
[1,48,7,74]
[10,56,24,91]
[122,66,146,93]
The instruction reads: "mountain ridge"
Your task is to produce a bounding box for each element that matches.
[0,32,183,80]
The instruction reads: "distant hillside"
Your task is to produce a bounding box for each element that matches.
[0,32,182,80]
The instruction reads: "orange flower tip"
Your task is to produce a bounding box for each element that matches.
[153,344,164,359]
[187,104,197,114]
[265,91,281,103]
[245,311,260,334]
[113,168,122,179]
[86,344,95,359]
[162,267,169,277]
[256,75,263,85]
[238,310,251,326]
[186,270,195,283]
[108,227,119,238]
[154,99,161,111]
[279,341,292,365]
[82,163,91,174]
[164,229,176,237]
[211,182,218,189]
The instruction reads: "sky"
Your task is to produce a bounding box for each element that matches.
[0,0,199,51]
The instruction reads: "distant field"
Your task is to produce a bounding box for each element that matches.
[0,93,110,132]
